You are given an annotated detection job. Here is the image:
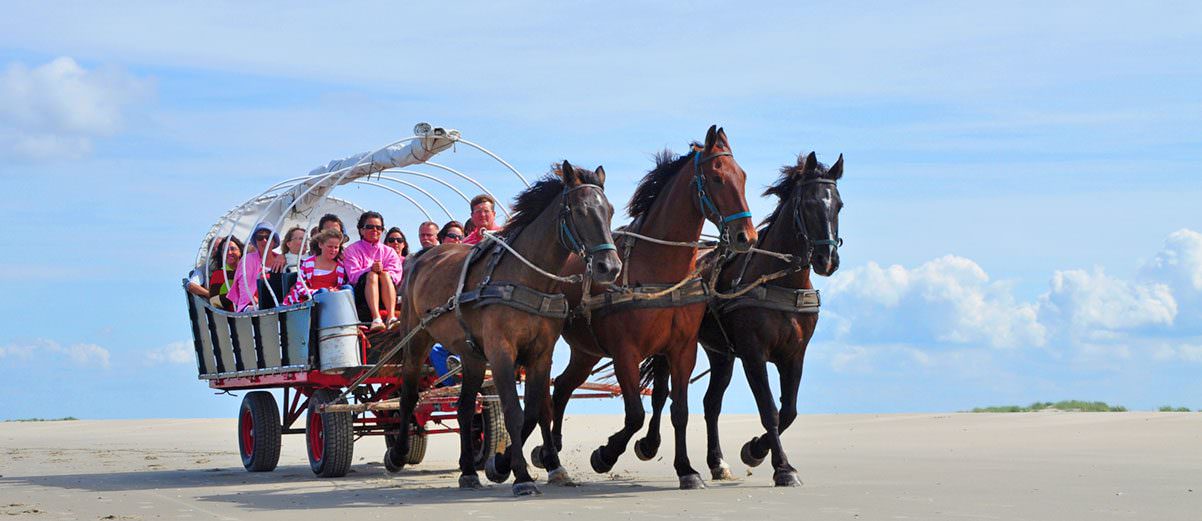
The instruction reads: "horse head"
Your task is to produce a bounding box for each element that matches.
[694,125,757,253]
[788,152,844,276]
[558,161,622,284]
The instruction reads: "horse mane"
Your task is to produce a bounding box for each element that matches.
[499,164,604,239]
[759,155,828,228]
[626,144,700,219]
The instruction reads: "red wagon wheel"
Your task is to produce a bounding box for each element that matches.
[237,391,282,472]
[306,388,354,478]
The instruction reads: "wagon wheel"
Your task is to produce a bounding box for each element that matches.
[383,418,428,470]
[472,398,509,470]
[406,428,429,465]
[306,388,354,478]
[237,391,282,472]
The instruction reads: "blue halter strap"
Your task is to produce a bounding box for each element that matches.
[559,183,617,256]
[693,151,753,225]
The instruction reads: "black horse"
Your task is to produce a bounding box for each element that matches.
[635,151,844,487]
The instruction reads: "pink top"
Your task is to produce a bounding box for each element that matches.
[463,224,503,245]
[342,239,404,285]
[228,249,280,311]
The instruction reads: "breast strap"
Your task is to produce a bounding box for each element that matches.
[714,284,820,314]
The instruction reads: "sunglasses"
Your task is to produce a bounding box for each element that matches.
[254,234,271,241]
[385,237,405,244]
[361,224,385,231]
[445,233,463,240]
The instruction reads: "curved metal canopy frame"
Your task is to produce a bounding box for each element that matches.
[193,125,533,312]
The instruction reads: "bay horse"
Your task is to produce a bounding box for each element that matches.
[391,162,621,496]
[638,151,843,487]
[544,126,757,490]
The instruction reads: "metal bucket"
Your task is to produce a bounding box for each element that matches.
[314,289,361,372]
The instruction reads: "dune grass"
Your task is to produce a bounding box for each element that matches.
[1158,406,1192,412]
[4,417,79,422]
[970,400,1127,413]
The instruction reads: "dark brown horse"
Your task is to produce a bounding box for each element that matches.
[545,126,757,489]
[391,162,621,496]
[639,152,843,487]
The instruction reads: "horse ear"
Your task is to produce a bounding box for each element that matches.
[703,125,718,152]
[828,154,844,179]
[594,165,606,186]
[560,160,579,185]
[715,127,730,150]
[802,151,818,174]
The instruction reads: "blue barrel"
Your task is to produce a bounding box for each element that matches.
[313,289,361,372]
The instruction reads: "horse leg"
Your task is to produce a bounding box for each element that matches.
[668,344,704,490]
[389,332,429,471]
[548,350,601,454]
[740,355,800,487]
[703,349,737,480]
[777,358,804,435]
[455,357,487,489]
[633,355,669,461]
[484,349,541,496]
[522,353,572,486]
[590,353,645,475]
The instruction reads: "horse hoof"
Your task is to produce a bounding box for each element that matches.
[530,445,545,469]
[590,447,614,474]
[484,454,511,483]
[383,448,405,473]
[774,471,802,487]
[740,438,766,467]
[513,481,542,496]
[547,466,575,486]
[710,461,735,481]
[678,473,706,490]
[458,474,484,489]
[633,437,658,461]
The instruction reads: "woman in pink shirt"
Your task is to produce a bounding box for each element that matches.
[228,222,283,311]
[342,211,403,330]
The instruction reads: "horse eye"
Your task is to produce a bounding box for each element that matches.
[711,175,725,185]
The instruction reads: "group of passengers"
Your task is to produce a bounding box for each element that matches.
[186,194,503,332]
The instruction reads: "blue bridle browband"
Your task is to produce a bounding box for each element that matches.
[693,151,753,226]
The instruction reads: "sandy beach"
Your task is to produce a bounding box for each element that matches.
[1,412,1199,520]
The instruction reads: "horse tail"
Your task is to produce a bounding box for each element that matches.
[638,355,666,392]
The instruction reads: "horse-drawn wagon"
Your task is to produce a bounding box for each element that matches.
[182,123,620,478]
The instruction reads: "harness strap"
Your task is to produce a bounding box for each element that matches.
[715,285,821,314]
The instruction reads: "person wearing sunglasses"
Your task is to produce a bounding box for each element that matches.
[228,222,282,311]
[437,220,465,244]
[462,194,503,245]
[384,227,409,258]
[342,211,403,331]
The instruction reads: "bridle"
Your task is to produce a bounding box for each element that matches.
[791,178,843,259]
[558,183,617,260]
[693,151,753,237]
[727,176,842,289]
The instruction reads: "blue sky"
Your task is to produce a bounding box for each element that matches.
[1,2,1200,419]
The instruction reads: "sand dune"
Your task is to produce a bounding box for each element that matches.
[1,413,1199,520]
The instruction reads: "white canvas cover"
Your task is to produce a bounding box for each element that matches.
[192,125,460,270]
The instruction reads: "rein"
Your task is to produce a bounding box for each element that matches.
[323,182,614,408]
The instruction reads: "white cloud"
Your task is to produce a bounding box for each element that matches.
[0,57,152,160]
[1141,229,1202,323]
[146,341,194,365]
[824,255,1046,349]
[0,339,110,368]
[819,231,1202,372]
[1037,267,1177,339]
